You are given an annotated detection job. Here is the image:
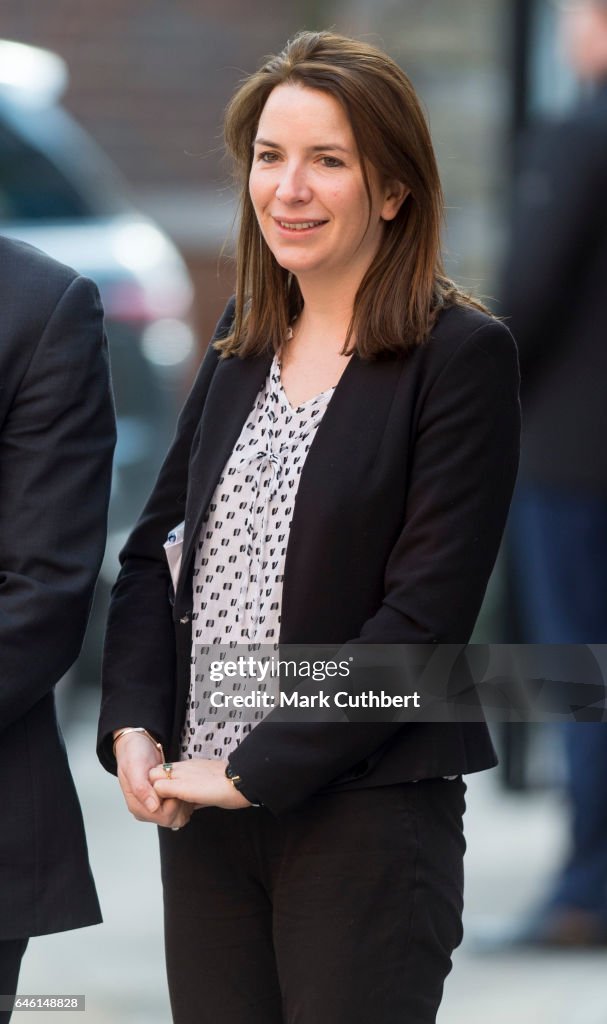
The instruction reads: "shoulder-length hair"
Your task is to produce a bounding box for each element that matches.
[216,30,488,360]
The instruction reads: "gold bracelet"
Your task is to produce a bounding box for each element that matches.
[225,764,262,807]
[112,727,165,763]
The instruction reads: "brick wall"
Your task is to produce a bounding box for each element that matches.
[0,0,294,187]
[0,1,510,339]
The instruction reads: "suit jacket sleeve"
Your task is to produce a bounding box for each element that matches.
[0,275,116,735]
[97,298,233,767]
[228,319,521,814]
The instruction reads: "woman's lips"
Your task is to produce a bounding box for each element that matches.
[273,218,328,234]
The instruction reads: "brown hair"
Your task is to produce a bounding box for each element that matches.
[217,30,489,360]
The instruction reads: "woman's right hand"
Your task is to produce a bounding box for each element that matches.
[114,732,194,829]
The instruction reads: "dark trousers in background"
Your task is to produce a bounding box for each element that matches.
[0,939,28,1024]
[159,778,466,1024]
[508,482,607,920]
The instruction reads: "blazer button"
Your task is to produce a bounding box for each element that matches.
[179,612,191,624]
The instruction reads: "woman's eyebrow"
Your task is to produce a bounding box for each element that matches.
[253,137,350,153]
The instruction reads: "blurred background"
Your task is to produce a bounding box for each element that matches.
[2,0,606,1020]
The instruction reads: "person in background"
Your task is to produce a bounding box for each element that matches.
[500,0,607,946]
[0,237,116,1020]
[98,31,519,1024]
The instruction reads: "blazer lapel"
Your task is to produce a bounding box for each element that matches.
[280,352,406,638]
[295,351,404,475]
[175,346,406,624]
[288,350,405,505]
[176,350,273,607]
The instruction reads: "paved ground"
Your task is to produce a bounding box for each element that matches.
[17,688,607,1023]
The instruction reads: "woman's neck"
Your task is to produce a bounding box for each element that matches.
[293,281,356,352]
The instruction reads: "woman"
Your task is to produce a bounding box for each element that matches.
[98,30,520,1024]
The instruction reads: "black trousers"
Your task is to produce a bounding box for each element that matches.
[0,938,28,1024]
[159,778,466,1024]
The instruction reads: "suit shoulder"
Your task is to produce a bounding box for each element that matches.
[0,235,81,310]
[415,304,518,392]
[0,238,102,373]
[429,303,513,354]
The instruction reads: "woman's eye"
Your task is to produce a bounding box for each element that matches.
[320,156,343,168]
[257,151,280,163]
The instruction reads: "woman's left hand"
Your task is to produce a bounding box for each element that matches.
[149,758,252,809]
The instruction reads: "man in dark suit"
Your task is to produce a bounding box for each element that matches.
[0,236,116,1017]
[502,0,607,945]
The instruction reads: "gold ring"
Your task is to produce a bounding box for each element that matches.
[162,762,174,779]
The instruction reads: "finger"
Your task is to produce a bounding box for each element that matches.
[120,782,155,819]
[162,813,190,830]
[153,778,194,803]
[119,767,172,819]
[120,766,161,813]
[126,796,182,826]
[124,794,162,820]
[153,799,189,828]
[165,803,195,830]
[152,778,178,797]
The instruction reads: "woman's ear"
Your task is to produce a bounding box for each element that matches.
[381,181,410,222]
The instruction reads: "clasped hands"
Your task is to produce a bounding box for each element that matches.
[114,732,251,829]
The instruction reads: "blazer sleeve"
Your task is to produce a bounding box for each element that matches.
[227,319,521,814]
[0,275,116,735]
[97,297,234,771]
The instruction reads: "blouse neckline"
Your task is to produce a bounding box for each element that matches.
[272,352,336,416]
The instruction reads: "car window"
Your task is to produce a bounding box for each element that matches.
[0,118,91,220]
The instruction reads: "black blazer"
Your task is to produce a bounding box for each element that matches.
[98,297,520,815]
[1,237,116,939]
[501,82,607,493]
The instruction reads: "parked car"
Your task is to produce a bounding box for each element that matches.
[0,39,197,685]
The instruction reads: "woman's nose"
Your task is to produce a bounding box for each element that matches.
[275,162,312,204]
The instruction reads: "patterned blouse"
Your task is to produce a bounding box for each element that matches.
[180,353,335,761]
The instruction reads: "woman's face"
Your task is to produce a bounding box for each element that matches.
[249,83,406,290]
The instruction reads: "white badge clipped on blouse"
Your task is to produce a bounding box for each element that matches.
[163,521,185,591]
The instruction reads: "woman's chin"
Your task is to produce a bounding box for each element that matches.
[272,255,328,280]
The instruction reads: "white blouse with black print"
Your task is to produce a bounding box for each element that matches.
[180,353,335,761]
